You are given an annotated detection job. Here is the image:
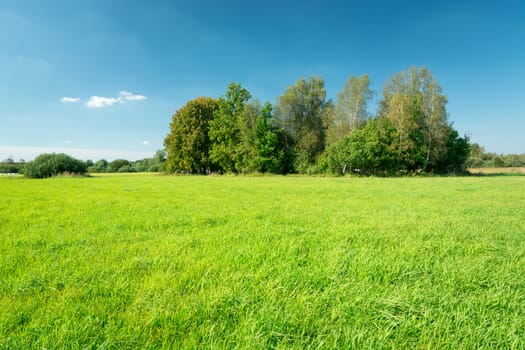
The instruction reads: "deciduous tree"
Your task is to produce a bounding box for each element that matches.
[208,83,251,173]
[324,117,397,175]
[250,101,291,174]
[274,76,330,172]
[327,74,374,144]
[379,67,449,171]
[164,97,218,173]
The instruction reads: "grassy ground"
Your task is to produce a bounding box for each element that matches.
[468,167,525,175]
[1,174,524,349]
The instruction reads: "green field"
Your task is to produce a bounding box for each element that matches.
[1,174,524,349]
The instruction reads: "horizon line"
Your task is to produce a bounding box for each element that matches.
[0,145,157,162]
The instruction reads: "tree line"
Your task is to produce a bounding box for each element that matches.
[1,151,166,178]
[164,67,471,175]
[467,144,525,168]
[4,66,522,178]
[0,158,25,174]
[86,150,166,173]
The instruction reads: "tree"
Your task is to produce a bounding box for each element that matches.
[466,143,485,167]
[503,154,524,167]
[248,101,291,174]
[470,143,485,159]
[208,83,251,173]
[235,99,260,173]
[107,159,130,172]
[89,159,108,173]
[379,67,449,172]
[0,157,23,173]
[492,156,505,167]
[164,97,218,173]
[148,150,166,172]
[118,165,136,173]
[384,92,426,170]
[132,159,148,172]
[434,127,470,173]
[327,74,374,144]
[24,153,87,178]
[323,117,398,176]
[128,150,167,172]
[274,76,330,172]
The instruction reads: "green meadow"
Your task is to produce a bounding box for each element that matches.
[1,174,524,349]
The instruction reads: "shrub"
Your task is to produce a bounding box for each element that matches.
[107,159,130,172]
[0,163,20,173]
[24,153,87,178]
[117,165,136,173]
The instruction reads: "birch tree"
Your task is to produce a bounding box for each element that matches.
[328,74,374,144]
[379,67,449,171]
[274,76,330,172]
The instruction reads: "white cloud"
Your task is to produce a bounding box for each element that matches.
[86,96,121,108]
[142,140,151,145]
[60,97,80,103]
[120,91,147,101]
[62,140,72,144]
[81,91,147,108]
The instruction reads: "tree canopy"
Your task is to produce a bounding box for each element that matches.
[208,83,252,173]
[379,67,450,172]
[164,96,218,173]
[328,74,374,145]
[274,76,332,172]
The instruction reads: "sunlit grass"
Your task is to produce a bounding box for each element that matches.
[469,167,525,175]
[1,175,524,349]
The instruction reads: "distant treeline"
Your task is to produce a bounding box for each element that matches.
[164,67,471,176]
[0,151,166,178]
[467,144,525,168]
[0,158,25,173]
[86,150,166,173]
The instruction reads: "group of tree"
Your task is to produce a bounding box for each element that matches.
[6,67,521,179]
[164,67,471,176]
[164,89,293,174]
[0,150,167,178]
[466,144,525,168]
[0,157,25,174]
[87,150,166,173]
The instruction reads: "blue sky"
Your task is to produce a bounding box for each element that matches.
[1,0,524,161]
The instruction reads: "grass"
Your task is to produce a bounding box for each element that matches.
[1,174,525,349]
[468,167,525,175]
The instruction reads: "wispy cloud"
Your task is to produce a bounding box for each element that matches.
[120,91,147,101]
[142,140,151,145]
[60,97,80,103]
[86,96,121,108]
[83,91,147,108]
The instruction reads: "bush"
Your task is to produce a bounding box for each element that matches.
[323,118,398,176]
[117,165,136,173]
[107,159,130,172]
[24,153,87,178]
[0,163,21,173]
[88,159,109,173]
